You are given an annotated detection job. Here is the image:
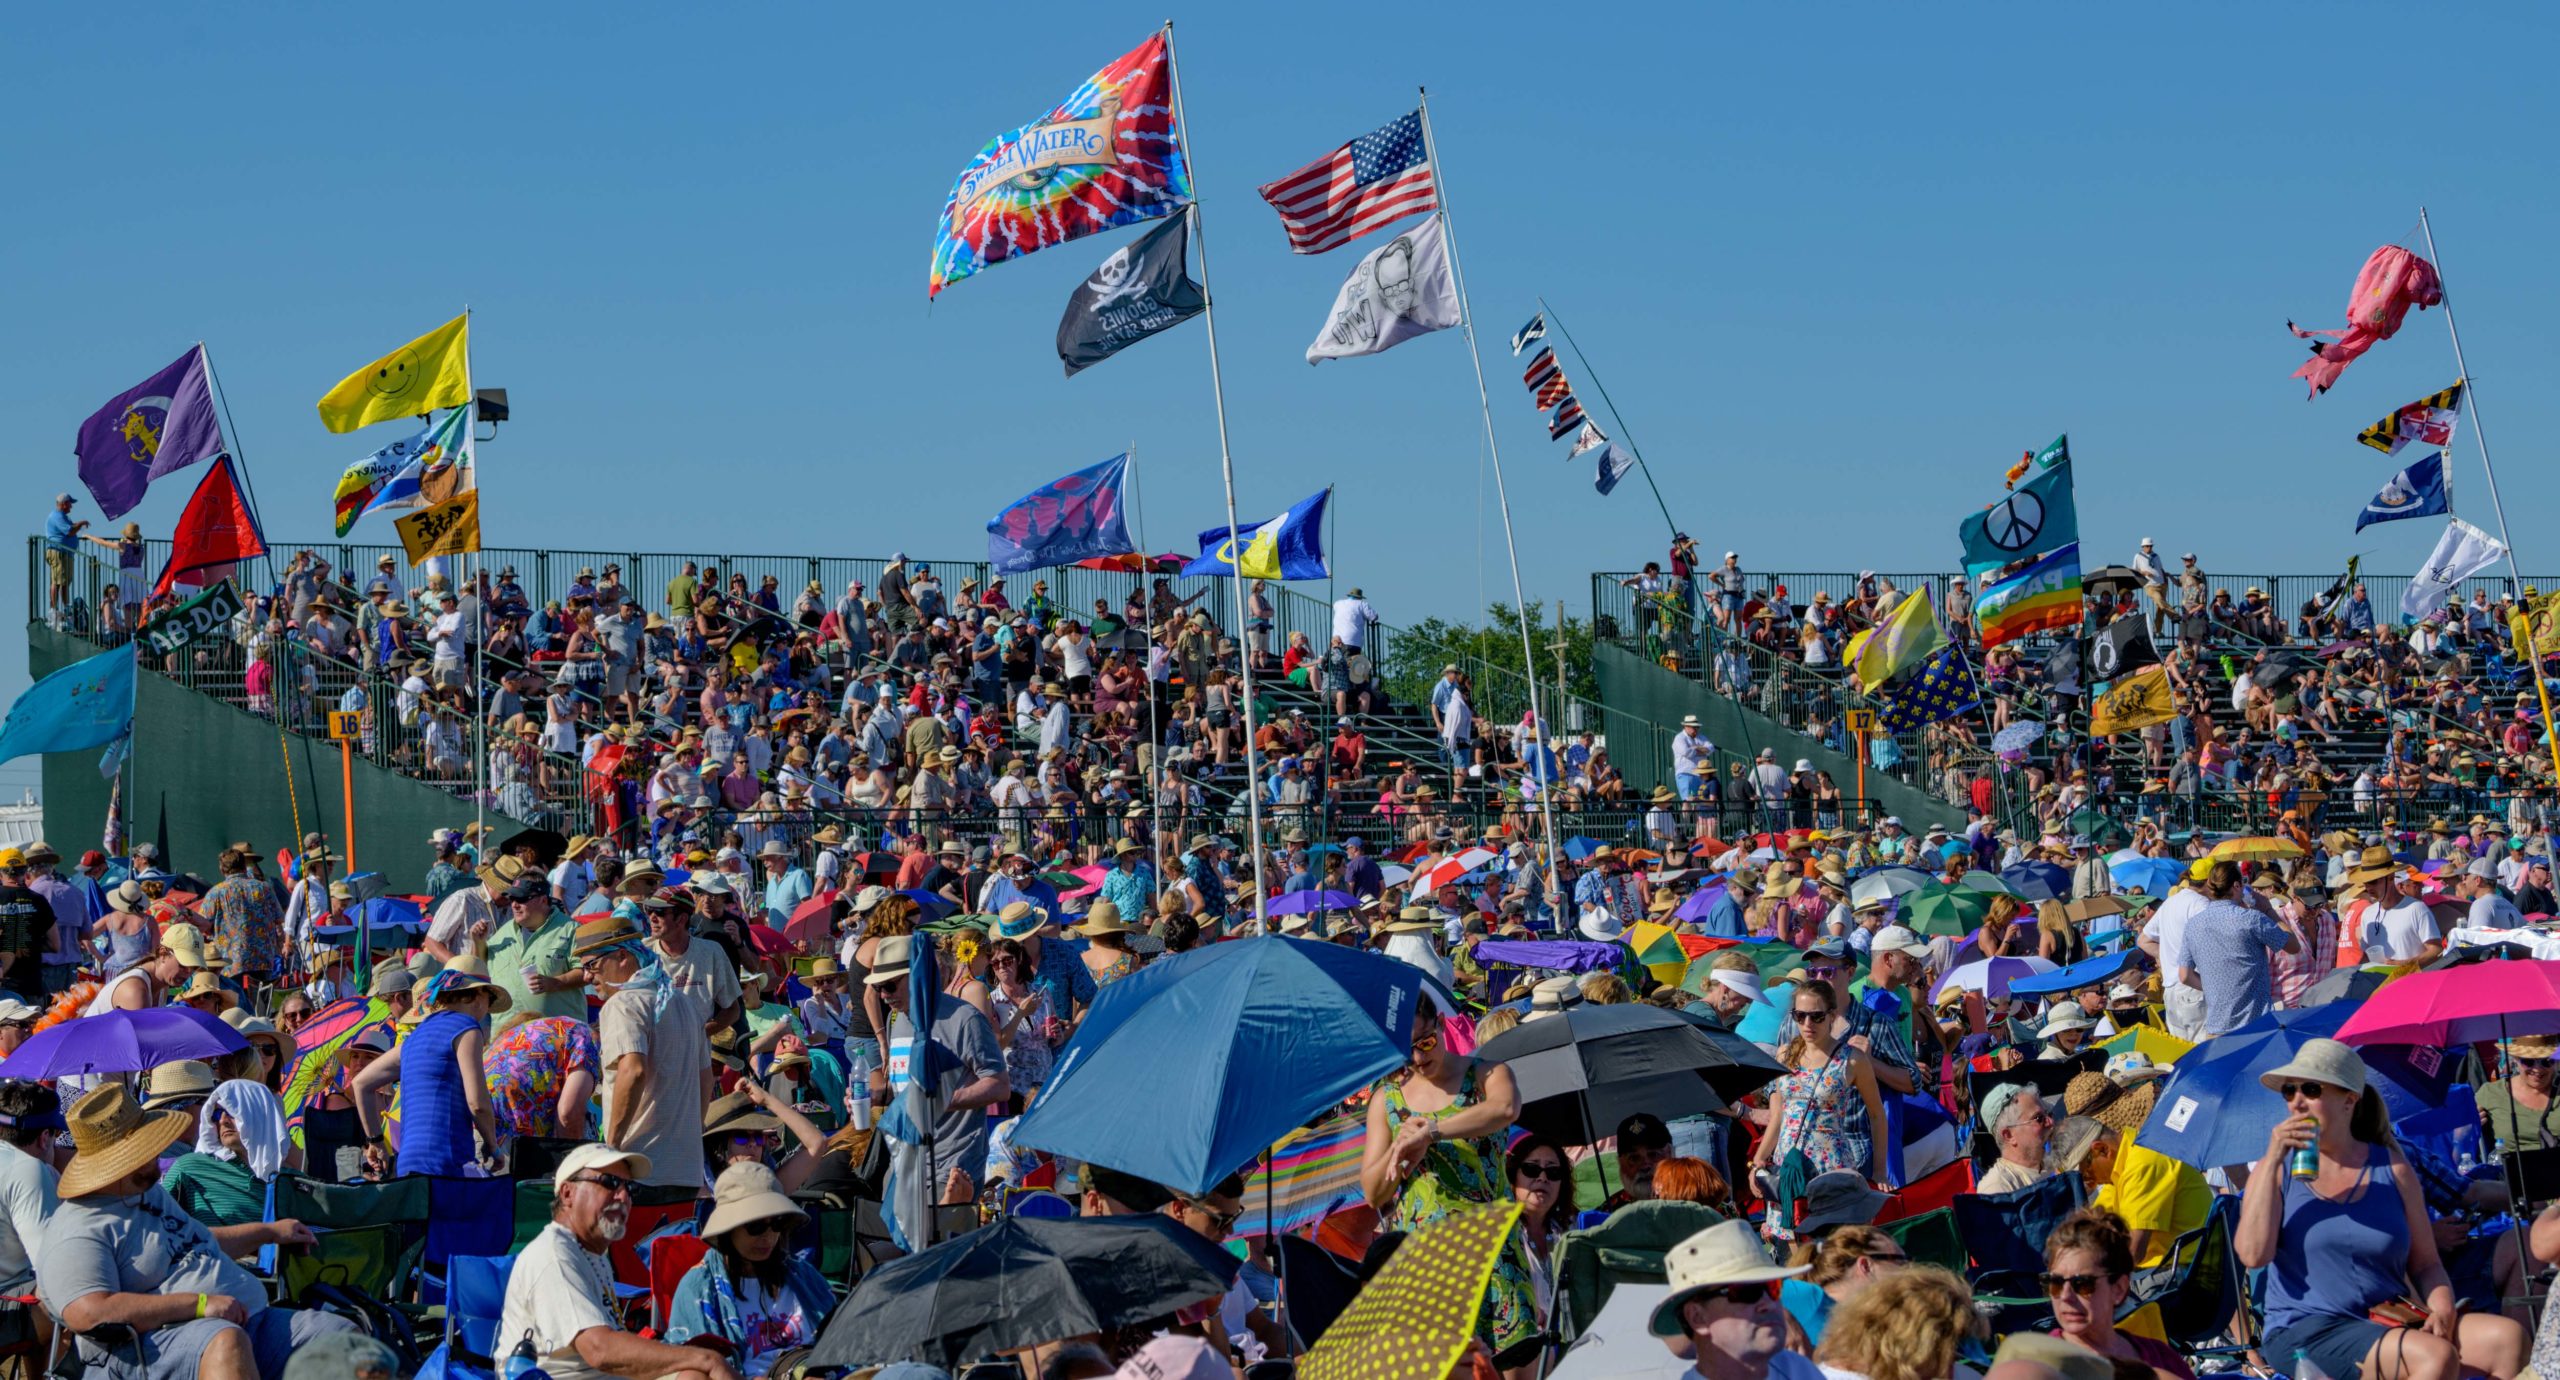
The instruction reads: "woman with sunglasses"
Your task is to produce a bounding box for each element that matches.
[2040,1207,2192,1379]
[2475,1033,2560,1154]
[1360,1003,1529,1363]
[2238,1038,2526,1380]
[1747,982,1887,1229]
[664,1162,835,1377]
[1777,1224,1906,1351]
[987,937,1054,1110]
[1505,1134,1577,1376]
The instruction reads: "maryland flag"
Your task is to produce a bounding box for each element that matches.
[2091,663,2177,735]
[2356,379,2464,455]
[315,314,473,434]
[393,489,480,565]
[1874,644,1981,734]
[1851,590,1946,693]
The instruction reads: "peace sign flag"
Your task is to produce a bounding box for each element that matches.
[1959,456,2078,577]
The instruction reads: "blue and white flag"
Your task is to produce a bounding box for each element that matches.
[2400,518,2506,624]
[1510,313,1546,356]
[985,454,1134,574]
[2354,451,2450,533]
[1594,442,1637,496]
[0,647,135,767]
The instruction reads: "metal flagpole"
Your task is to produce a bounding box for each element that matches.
[2416,209,2560,790]
[1162,22,1270,927]
[1128,444,1167,869]
[1416,90,1566,914]
[1535,298,1679,537]
[464,309,486,848]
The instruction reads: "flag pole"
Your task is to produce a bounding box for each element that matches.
[1162,21,1270,927]
[1128,444,1167,869]
[1535,298,1679,538]
[463,308,486,849]
[1416,89,1566,914]
[2417,210,2560,790]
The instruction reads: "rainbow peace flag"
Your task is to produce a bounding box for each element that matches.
[1973,542,2082,650]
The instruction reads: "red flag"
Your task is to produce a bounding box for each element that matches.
[154,458,266,596]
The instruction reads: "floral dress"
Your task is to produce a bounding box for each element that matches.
[1378,1065,1537,1358]
[990,984,1054,1093]
[202,875,285,977]
[1771,1054,1870,1190]
[484,1016,601,1141]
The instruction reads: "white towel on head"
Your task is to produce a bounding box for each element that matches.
[196,1079,289,1182]
[1383,933,1454,988]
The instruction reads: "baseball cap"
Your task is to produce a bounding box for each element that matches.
[1615,1112,1673,1150]
[1869,925,1930,959]
[552,1142,653,1191]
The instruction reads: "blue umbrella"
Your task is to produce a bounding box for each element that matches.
[1010,937,1422,1194]
[2000,862,2070,903]
[2006,949,2137,998]
[1265,890,1361,916]
[0,1006,246,1080]
[1563,836,1609,862]
[2110,857,2188,897]
[900,889,959,921]
[2132,1005,2453,1170]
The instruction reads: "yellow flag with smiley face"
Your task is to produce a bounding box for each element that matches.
[316,313,472,433]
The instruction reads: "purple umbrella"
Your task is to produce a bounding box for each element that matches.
[1265,890,1361,916]
[0,1005,247,1081]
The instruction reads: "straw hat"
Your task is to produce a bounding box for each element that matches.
[178,971,233,1008]
[1649,1220,1808,1337]
[866,935,913,985]
[2345,844,2400,885]
[58,1084,197,1198]
[992,902,1049,941]
[1113,837,1145,857]
[700,1089,780,1142]
[428,955,514,1014]
[805,957,847,983]
[105,880,149,916]
[701,1161,807,1240]
[140,1060,220,1113]
[1071,901,1131,937]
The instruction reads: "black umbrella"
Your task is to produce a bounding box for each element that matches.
[1677,1019,1791,1103]
[2082,564,2143,599]
[497,827,568,868]
[2300,965,2391,1007]
[2251,653,2317,689]
[1475,1003,1737,1146]
[806,1214,1238,1368]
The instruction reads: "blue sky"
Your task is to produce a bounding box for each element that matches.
[6,2,2558,793]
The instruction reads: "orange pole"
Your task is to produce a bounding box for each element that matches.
[1854,724,1867,824]
[340,741,356,874]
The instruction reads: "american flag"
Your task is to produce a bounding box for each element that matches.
[1257,111,1437,255]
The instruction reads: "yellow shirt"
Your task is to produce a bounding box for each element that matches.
[2096,1139,2211,1267]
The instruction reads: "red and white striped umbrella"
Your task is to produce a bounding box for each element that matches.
[1411,847,1500,895]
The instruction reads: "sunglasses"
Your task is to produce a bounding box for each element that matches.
[1863,1250,1910,1266]
[1705,1280,1779,1306]
[1790,1008,1829,1019]
[1180,1200,1242,1235]
[740,1219,791,1237]
[2518,1058,2555,1071]
[2039,1271,2115,1298]
[570,1172,634,1196]
[1516,1162,1566,1183]
[2274,1082,2337,1101]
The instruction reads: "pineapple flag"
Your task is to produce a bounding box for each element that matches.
[2356,380,2464,455]
[1566,421,1608,458]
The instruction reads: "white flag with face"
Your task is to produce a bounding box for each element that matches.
[2400,518,2507,623]
[1306,214,1461,364]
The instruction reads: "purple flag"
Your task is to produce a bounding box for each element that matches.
[984,454,1134,575]
[75,346,228,520]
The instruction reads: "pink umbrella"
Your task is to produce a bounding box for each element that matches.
[1060,864,1110,900]
[1411,847,1499,895]
[2333,958,2560,1047]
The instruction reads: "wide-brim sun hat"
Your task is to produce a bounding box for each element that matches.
[1792,1168,1888,1235]
[992,902,1049,941]
[1649,1220,1808,1337]
[58,1084,195,1199]
[2257,1036,2370,1099]
[702,1161,808,1239]
[1072,902,1131,937]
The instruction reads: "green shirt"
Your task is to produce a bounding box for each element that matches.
[160,1152,263,1230]
[485,908,584,1021]
[743,999,794,1047]
[666,574,698,617]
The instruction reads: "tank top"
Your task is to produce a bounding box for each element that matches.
[99,923,150,974]
[397,1010,481,1176]
[2263,1146,2410,1334]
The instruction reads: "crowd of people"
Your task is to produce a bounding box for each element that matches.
[1610,538,2560,845]
[0,775,2554,1380]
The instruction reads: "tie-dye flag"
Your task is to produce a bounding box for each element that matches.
[928,33,1191,298]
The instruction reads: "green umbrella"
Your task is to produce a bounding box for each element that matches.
[1903,882,1991,937]
[1956,869,2015,895]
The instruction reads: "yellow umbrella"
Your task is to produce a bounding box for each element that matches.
[1629,921,1689,987]
[1300,1200,1521,1380]
[2209,836,2305,862]
[2097,1023,2194,1066]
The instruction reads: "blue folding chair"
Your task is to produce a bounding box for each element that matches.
[1950,1173,2084,1298]
[414,1253,513,1380]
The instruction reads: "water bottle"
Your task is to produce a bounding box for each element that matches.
[2289,1116,2321,1179]
[844,1044,874,1131]
[2294,1347,2329,1380]
[504,1335,552,1380]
